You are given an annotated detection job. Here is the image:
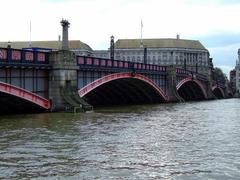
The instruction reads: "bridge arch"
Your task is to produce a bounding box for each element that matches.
[78,72,169,106]
[176,77,207,101]
[228,91,233,98]
[212,86,224,99]
[0,82,50,113]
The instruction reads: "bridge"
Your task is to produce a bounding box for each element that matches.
[0,46,228,113]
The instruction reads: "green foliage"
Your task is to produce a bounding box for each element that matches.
[214,67,226,82]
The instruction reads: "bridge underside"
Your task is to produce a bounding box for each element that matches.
[82,78,165,107]
[0,92,46,114]
[228,92,233,98]
[178,81,206,101]
[212,88,224,99]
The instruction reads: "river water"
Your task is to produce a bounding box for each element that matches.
[0,99,240,179]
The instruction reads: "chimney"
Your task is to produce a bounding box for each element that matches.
[176,34,180,40]
[60,19,70,50]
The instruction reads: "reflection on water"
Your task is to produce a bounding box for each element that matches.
[1,99,240,179]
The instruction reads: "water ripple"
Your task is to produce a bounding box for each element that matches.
[1,99,240,179]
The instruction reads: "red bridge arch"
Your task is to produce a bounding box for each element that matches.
[176,76,208,99]
[78,72,169,102]
[0,82,51,110]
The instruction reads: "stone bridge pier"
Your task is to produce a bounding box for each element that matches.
[48,20,91,112]
[49,50,92,112]
[166,66,184,102]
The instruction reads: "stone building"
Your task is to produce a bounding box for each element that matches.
[94,38,211,76]
[0,40,93,56]
[229,69,236,95]
[235,49,240,94]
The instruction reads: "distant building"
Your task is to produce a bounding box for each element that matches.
[230,69,236,94]
[0,40,93,56]
[93,37,211,76]
[235,49,240,95]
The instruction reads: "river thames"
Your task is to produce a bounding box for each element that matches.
[0,98,240,179]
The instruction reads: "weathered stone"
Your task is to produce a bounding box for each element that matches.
[48,50,91,112]
[166,66,183,102]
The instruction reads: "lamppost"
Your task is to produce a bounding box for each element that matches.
[171,51,174,67]
[143,47,147,64]
[60,19,70,50]
[7,41,11,49]
[196,62,198,73]
[110,35,114,60]
[184,52,186,70]
[195,53,198,73]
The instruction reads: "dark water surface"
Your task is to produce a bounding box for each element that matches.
[0,99,240,179]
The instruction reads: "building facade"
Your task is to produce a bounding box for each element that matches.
[230,69,236,95]
[235,49,240,94]
[0,40,93,56]
[93,38,211,76]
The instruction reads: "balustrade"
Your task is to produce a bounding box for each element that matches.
[0,48,49,64]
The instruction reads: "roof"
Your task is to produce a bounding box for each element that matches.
[0,40,93,51]
[114,38,207,50]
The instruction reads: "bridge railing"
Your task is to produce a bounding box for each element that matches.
[213,79,226,89]
[176,68,207,81]
[77,56,167,73]
[176,68,191,75]
[0,48,50,65]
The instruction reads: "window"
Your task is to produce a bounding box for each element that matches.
[180,55,183,61]
[137,56,140,62]
[163,55,167,60]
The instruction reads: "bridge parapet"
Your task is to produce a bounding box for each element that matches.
[176,68,207,81]
[213,79,226,89]
[77,56,166,74]
[0,48,50,67]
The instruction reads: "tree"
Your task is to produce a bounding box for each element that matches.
[213,67,227,83]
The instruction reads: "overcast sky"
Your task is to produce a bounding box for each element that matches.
[1,0,240,75]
